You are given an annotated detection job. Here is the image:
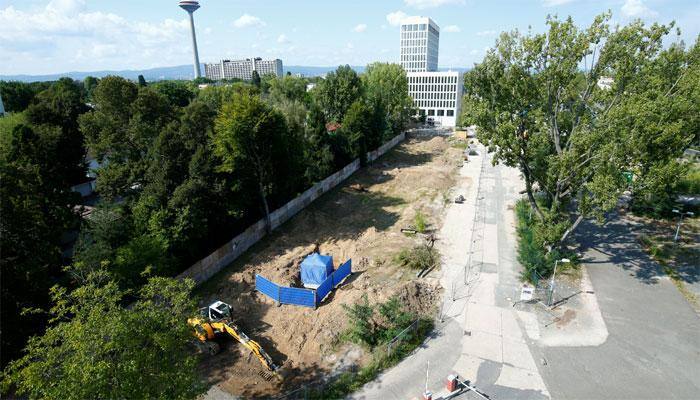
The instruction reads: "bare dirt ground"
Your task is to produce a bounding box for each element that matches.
[195,134,466,398]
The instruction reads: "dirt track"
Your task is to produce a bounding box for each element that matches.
[196,134,466,398]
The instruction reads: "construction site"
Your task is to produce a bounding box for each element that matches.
[194,133,469,398]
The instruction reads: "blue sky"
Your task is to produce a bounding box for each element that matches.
[1,0,699,75]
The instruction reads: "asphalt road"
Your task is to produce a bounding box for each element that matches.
[533,215,700,399]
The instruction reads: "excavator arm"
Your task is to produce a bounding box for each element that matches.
[211,321,279,372]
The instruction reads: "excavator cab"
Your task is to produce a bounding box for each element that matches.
[207,301,232,321]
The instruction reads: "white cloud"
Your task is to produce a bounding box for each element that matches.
[444,25,460,33]
[621,0,658,18]
[386,11,409,26]
[542,0,575,6]
[404,0,464,9]
[476,29,497,36]
[353,23,367,33]
[0,2,193,74]
[469,49,479,55]
[277,34,289,44]
[233,13,266,28]
[46,0,85,15]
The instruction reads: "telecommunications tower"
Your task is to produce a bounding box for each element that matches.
[179,1,202,79]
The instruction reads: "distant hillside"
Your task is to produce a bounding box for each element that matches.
[0,65,197,82]
[1,64,469,82]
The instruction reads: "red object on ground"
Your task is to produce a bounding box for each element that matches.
[446,374,458,392]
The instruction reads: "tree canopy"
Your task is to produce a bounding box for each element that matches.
[315,65,364,123]
[461,14,699,251]
[2,273,204,400]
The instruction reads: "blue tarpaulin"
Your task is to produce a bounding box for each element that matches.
[301,253,334,289]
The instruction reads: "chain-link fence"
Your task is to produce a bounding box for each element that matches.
[386,320,419,356]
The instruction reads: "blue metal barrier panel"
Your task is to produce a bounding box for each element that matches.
[333,259,352,287]
[256,274,279,302]
[279,286,315,308]
[316,275,334,304]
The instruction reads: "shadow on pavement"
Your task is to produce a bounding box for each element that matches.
[574,213,666,285]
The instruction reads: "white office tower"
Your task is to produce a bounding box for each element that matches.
[204,58,284,81]
[400,17,462,127]
[407,71,463,127]
[400,16,440,73]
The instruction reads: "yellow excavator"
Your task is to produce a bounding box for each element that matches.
[188,300,279,374]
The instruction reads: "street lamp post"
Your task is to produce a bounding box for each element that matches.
[548,258,570,306]
[672,209,695,243]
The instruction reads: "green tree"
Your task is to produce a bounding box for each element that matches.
[342,294,377,347]
[303,103,336,182]
[25,77,89,185]
[251,70,261,88]
[137,74,147,87]
[269,75,309,105]
[80,76,174,200]
[83,76,99,101]
[0,81,50,113]
[1,79,90,365]
[213,92,300,232]
[461,14,699,251]
[363,62,414,137]
[341,100,372,164]
[150,80,195,107]
[2,273,205,400]
[316,65,364,122]
[196,82,259,111]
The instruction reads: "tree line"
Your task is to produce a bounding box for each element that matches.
[460,14,699,277]
[0,63,414,398]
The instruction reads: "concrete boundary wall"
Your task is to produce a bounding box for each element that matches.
[178,132,406,284]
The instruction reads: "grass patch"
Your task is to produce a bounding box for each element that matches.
[450,141,468,150]
[638,231,700,309]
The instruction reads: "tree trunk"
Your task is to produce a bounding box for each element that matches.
[523,167,545,220]
[258,181,272,233]
[558,214,584,246]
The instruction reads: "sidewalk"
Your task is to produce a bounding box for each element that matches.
[352,145,550,400]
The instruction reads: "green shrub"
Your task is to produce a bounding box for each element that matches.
[341,294,377,347]
[515,199,577,283]
[414,210,428,233]
[310,318,433,399]
[677,165,700,195]
[393,245,438,270]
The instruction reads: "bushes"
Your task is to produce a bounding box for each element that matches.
[515,199,576,283]
[394,245,439,270]
[310,318,432,399]
[322,295,433,399]
[342,295,417,348]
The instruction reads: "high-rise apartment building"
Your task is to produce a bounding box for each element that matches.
[400,16,440,73]
[400,17,462,127]
[204,58,283,81]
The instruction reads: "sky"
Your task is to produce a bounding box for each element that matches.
[1,0,699,75]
